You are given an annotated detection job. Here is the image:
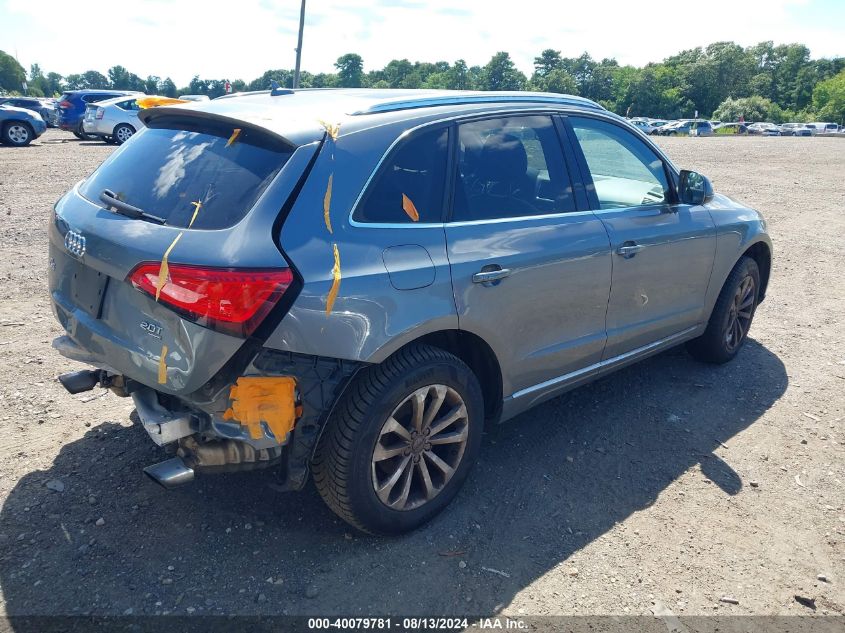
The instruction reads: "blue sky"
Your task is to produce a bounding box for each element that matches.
[1,0,843,86]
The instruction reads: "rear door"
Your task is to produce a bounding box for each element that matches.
[444,114,612,397]
[567,116,716,359]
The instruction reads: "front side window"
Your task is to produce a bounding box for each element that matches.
[452,115,575,222]
[571,117,670,210]
[354,126,448,224]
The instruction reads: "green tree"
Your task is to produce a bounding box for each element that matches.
[144,75,160,94]
[108,65,131,89]
[81,70,109,89]
[0,50,26,92]
[159,77,177,97]
[448,59,469,90]
[247,69,293,91]
[712,96,783,122]
[45,72,64,96]
[813,70,845,124]
[533,49,562,78]
[532,68,577,94]
[481,52,526,91]
[334,53,364,88]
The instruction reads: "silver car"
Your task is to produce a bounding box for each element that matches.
[49,89,772,534]
[82,95,147,145]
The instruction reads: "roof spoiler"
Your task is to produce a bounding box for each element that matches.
[138,107,298,149]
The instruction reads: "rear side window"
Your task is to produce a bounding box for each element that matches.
[79,121,293,229]
[354,126,448,224]
[452,115,575,221]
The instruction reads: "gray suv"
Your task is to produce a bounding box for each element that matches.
[48,89,772,534]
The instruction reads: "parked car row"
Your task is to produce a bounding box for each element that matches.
[0,102,48,146]
[628,116,842,137]
[0,96,59,127]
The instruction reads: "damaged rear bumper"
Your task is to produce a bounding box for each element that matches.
[54,334,364,490]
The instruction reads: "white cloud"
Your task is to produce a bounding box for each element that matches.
[1,0,842,86]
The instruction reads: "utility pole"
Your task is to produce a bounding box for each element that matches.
[293,0,306,89]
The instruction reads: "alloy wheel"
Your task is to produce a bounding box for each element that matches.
[7,125,29,144]
[724,274,755,352]
[371,384,469,511]
[116,126,133,143]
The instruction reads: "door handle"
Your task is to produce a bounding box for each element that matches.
[616,243,645,258]
[472,268,511,284]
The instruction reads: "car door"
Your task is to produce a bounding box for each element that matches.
[567,116,716,360]
[444,114,612,398]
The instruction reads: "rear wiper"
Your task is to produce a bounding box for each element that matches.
[100,189,166,225]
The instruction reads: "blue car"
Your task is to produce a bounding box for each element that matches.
[0,104,47,146]
[56,89,142,139]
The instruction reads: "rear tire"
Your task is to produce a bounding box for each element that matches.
[312,344,484,535]
[687,256,760,364]
[113,123,135,145]
[2,122,34,147]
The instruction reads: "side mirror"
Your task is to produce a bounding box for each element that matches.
[679,170,714,205]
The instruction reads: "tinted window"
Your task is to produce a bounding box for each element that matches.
[452,115,574,222]
[571,117,670,210]
[83,94,112,103]
[79,121,293,230]
[354,126,448,224]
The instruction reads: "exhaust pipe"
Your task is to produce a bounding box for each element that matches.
[143,457,195,489]
[58,369,102,394]
[143,437,282,490]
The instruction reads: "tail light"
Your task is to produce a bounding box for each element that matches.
[58,100,72,109]
[127,264,294,337]
[95,108,104,119]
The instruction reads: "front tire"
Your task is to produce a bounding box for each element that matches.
[313,344,484,535]
[2,122,33,147]
[687,256,760,364]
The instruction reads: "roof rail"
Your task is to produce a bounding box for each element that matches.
[350,93,604,116]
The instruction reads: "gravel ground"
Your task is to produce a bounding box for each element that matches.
[0,129,843,619]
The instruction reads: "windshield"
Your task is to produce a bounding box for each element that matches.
[79,121,293,229]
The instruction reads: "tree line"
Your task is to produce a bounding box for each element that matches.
[1,41,844,123]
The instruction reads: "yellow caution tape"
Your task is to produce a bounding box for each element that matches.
[188,201,202,228]
[222,376,298,444]
[155,232,183,302]
[226,128,242,147]
[136,97,190,109]
[402,193,420,222]
[157,344,169,385]
[318,119,341,141]
[323,174,333,234]
[326,243,341,315]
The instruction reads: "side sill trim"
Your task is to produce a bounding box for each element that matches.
[510,326,698,400]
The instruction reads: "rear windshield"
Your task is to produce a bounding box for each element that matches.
[79,120,293,229]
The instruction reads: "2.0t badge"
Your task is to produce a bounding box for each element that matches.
[140,320,163,339]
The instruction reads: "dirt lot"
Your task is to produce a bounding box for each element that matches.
[0,129,843,620]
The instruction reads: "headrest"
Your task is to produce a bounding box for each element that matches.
[477,133,527,182]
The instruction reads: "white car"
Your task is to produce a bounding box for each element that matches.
[807,122,839,135]
[82,95,149,145]
[629,119,656,135]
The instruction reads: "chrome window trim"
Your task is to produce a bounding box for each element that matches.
[350,93,603,116]
[348,107,615,229]
[510,326,698,400]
